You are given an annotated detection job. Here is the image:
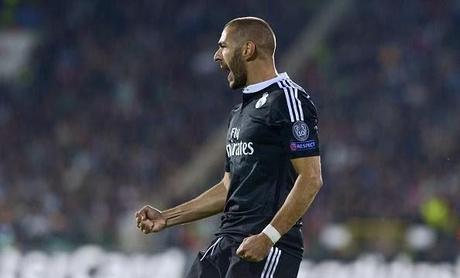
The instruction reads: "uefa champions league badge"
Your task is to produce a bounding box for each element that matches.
[255,92,269,108]
[292,121,309,141]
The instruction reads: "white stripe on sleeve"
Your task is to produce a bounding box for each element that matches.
[288,86,300,121]
[294,88,304,121]
[278,81,295,122]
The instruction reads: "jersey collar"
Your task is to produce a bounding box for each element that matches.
[242,72,289,94]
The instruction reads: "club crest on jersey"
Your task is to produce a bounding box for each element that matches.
[292,121,309,141]
[255,92,269,109]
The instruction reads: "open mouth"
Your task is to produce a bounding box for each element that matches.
[220,63,230,72]
[219,63,233,82]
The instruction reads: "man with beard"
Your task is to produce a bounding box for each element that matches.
[136,17,323,278]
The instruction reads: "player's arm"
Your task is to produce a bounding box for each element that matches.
[136,172,230,234]
[163,172,230,227]
[268,156,322,235]
[268,93,323,236]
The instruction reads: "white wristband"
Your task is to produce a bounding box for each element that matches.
[262,224,281,244]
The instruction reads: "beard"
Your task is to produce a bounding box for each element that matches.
[227,50,247,90]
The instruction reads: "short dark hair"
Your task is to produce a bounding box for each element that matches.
[224,17,276,58]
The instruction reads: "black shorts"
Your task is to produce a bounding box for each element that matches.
[186,236,301,278]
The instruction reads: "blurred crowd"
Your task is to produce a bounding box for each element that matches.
[0,0,459,261]
[300,0,460,260]
[0,0,322,252]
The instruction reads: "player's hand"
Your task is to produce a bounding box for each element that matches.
[236,233,273,262]
[135,205,166,234]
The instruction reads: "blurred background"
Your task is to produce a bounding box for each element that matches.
[0,0,459,277]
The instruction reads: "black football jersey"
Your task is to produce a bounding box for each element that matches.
[216,73,320,259]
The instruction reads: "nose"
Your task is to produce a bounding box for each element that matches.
[214,49,222,63]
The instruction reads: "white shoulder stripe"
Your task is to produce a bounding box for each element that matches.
[294,89,304,121]
[277,81,295,122]
[288,86,301,121]
[279,79,304,122]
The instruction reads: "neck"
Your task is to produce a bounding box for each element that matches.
[245,59,278,86]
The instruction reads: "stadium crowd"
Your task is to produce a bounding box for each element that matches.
[300,0,460,260]
[0,0,458,262]
[0,0,322,251]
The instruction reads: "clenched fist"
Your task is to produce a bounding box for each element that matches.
[135,205,166,234]
[236,233,273,262]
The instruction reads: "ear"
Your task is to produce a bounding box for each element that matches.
[242,41,257,61]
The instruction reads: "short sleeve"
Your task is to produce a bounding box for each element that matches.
[270,89,320,159]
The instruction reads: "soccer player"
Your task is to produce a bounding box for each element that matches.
[136,17,323,278]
